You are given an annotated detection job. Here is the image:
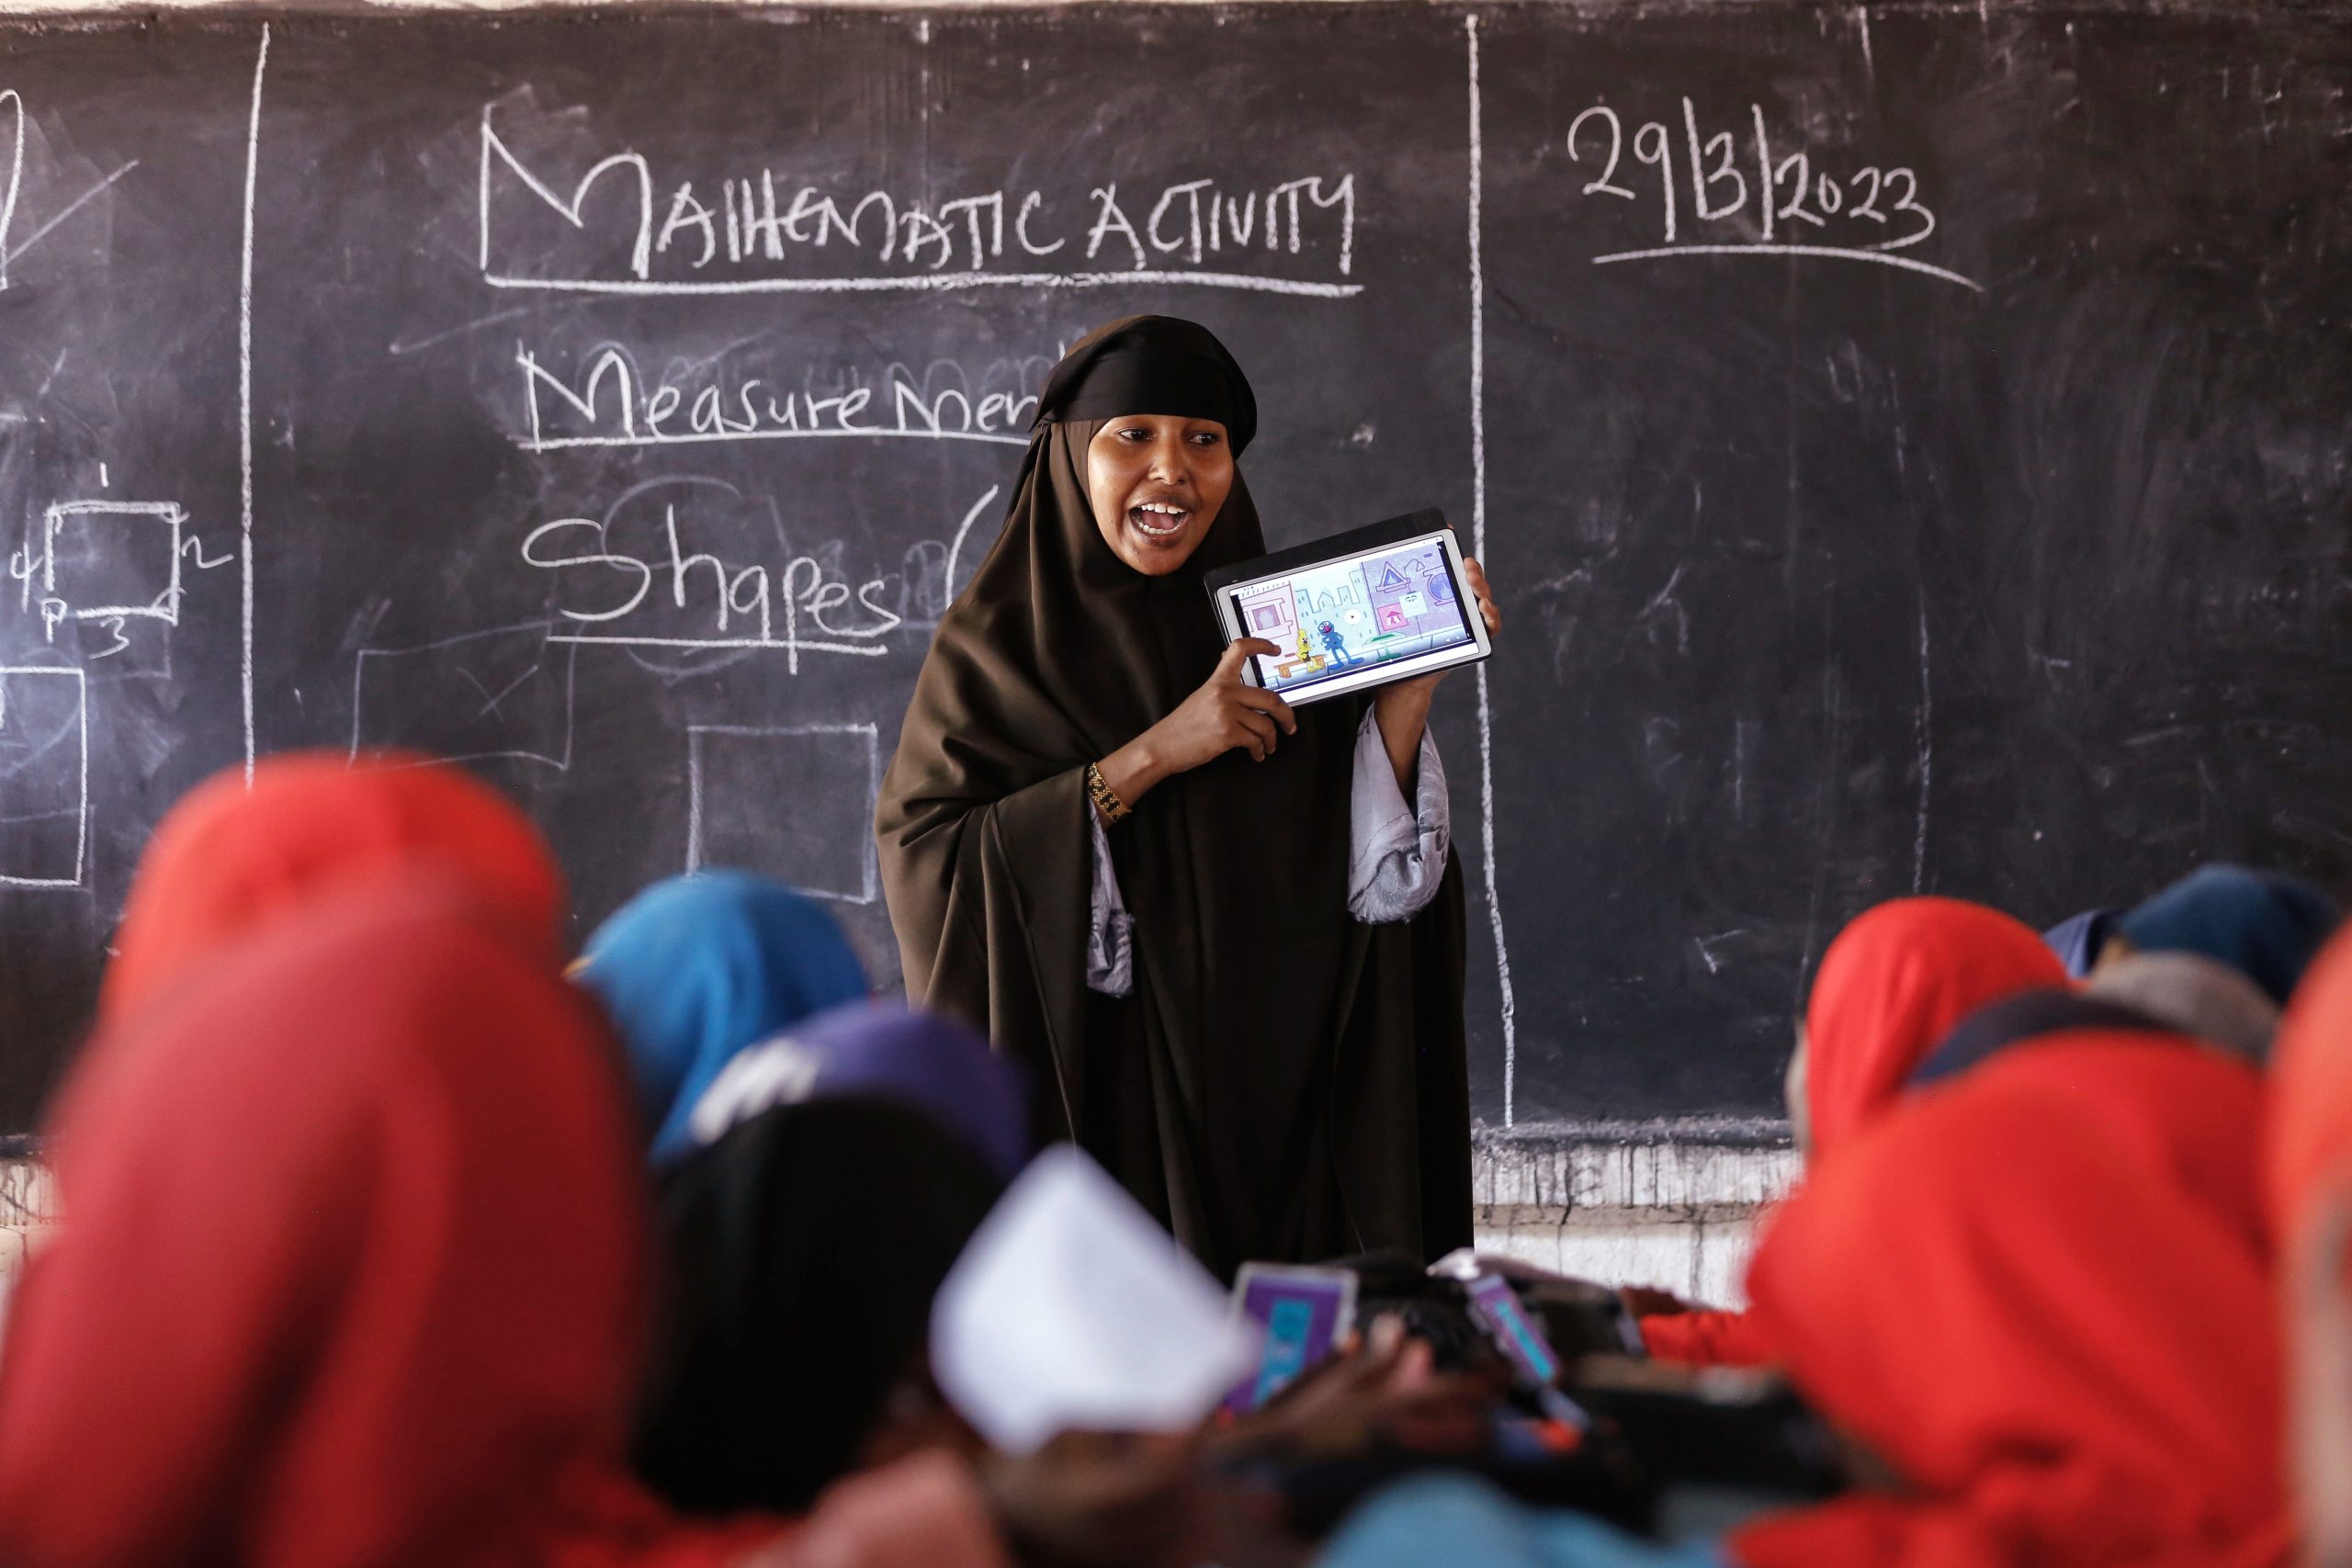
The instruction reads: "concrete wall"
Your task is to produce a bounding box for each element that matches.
[1,1133,1792,1304]
[1471,1124,1796,1308]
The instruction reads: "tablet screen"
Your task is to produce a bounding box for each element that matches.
[1224,533,1476,698]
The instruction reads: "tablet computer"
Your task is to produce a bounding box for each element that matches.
[1202,509,1491,706]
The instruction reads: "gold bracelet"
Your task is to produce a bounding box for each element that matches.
[1085,761,1132,825]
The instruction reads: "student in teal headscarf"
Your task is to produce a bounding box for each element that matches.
[574,870,870,1162]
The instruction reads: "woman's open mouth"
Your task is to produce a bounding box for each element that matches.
[1127,501,1192,539]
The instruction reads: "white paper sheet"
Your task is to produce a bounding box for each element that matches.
[928,1145,1261,1453]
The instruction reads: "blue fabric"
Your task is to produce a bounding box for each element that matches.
[2115,863,2341,1005]
[1318,1475,1725,1568]
[576,871,869,1162]
[2042,906,2122,979]
[688,999,1032,1178]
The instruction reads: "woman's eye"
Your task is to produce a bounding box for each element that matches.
[1189,432,1222,446]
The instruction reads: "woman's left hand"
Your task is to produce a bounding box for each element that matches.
[1380,557,1500,706]
[1372,558,1498,784]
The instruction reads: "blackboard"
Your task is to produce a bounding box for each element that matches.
[3,4,2348,1135]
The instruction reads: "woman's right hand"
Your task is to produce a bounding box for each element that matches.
[1095,640,1297,812]
[1152,639,1298,768]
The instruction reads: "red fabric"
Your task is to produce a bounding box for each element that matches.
[1803,897,2068,1159]
[1733,1037,2284,1568]
[0,880,772,1568]
[1631,1306,1777,1369]
[2267,924,2352,1240]
[1636,899,2064,1371]
[100,750,567,1023]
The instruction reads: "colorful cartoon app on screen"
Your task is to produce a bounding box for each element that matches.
[1204,509,1492,707]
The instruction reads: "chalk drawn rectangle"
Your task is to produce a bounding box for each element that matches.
[349,622,574,771]
[686,724,879,904]
[42,502,185,624]
[0,667,89,888]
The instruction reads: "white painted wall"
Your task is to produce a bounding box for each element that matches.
[0,1135,1792,1306]
[1472,1126,1797,1307]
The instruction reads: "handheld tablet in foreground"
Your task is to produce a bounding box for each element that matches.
[1202,509,1492,706]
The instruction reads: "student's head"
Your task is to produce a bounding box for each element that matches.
[632,1097,1006,1513]
[0,878,650,1568]
[2268,926,2352,1565]
[2102,863,2341,1007]
[1792,897,2067,1161]
[102,750,565,1022]
[684,1000,1032,1179]
[573,871,869,1162]
[1034,316,1256,578]
[1739,1048,2281,1566]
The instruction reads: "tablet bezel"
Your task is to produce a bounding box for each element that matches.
[1202,510,1491,706]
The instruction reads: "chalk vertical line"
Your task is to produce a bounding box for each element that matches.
[239,24,269,784]
[73,669,88,885]
[1911,596,1931,892]
[1467,13,1519,1127]
[684,730,706,872]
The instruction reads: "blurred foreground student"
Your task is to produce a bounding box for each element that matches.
[1728,1031,2282,1566]
[573,871,869,1162]
[631,1004,1028,1515]
[99,749,567,1019]
[2265,926,2352,1568]
[0,876,1023,1568]
[1633,897,2064,1366]
[681,1000,1032,1179]
[2046,862,2338,998]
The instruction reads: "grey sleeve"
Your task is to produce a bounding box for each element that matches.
[1348,704,1452,923]
[1086,807,1136,997]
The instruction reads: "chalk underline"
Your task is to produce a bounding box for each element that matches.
[1591,243,1985,293]
[521,426,1028,453]
[547,633,892,655]
[483,268,1364,299]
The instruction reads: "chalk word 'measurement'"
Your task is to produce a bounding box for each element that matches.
[1566,96,1982,291]
[481,110,1360,298]
[516,344,1040,452]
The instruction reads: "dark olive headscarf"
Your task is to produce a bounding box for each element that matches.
[876,315,1471,1278]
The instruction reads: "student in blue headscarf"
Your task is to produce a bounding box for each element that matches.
[2105,863,2340,1007]
[573,870,870,1162]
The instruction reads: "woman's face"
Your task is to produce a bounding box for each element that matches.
[1085,415,1234,576]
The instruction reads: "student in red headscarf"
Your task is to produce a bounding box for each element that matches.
[2265,926,2352,1568]
[1726,1032,2284,1568]
[1632,897,2066,1367]
[0,870,1036,1568]
[99,749,569,1021]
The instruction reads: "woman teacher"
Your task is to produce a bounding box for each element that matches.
[877,316,1497,1277]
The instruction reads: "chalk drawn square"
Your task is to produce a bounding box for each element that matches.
[349,622,574,771]
[40,502,185,625]
[686,724,879,904]
[0,667,89,888]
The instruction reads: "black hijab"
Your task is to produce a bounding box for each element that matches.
[876,315,1471,1277]
[631,1097,1005,1513]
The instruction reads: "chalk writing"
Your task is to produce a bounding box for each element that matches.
[480,107,1360,297]
[516,343,1041,451]
[0,665,88,888]
[520,476,999,675]
[1566,96,1981,291]
[0,91,23,289]
[8,502,229,660]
